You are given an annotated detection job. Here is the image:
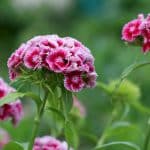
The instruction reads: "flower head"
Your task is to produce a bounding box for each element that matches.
[122,14,143,42]
[8,35,97,92]
[121,14,150,52]
[0,78,23,126]
[33,136,72,150]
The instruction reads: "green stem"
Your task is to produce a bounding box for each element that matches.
[97,82,111,95]
[27,89,48,150]
[143,119,150,150]
[97,107,118,146]
[121,61,150,80]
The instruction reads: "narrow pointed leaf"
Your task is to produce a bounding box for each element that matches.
[95,141,141,150]
[46,106,65,120]
[62,90,73,114]
[3,141,24,150]
[0,92,42,109]
[64,120,79,149]
[0,92,25,107]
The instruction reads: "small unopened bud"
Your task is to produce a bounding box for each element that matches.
[107,79,141,102]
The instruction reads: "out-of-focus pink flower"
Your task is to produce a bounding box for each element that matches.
[0,78,23,126]
[142,38,150,52]
[122,14,144,42]
[122,18,143,42]
[140,14,150,52]
[33,136,72,150]
[64,71,85,92]
[7,35,97,92]
[73,96,86,117]
[0,100,23,126]
[121,14,150,53]
[0,128,10,149]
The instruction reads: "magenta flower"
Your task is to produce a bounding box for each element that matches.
[0,78,23,126]
[33,136,72,150]
[9,69,20,81]
[121,14,150,52]
[122,14,143,42]
[7,35,97,92]
[84,72,97,88]
[64,71,85,92]
[0,128,10,149]
[140,14,150,52]
[24,47,42,69]
[46,49,69,73]
[7,44,26,69]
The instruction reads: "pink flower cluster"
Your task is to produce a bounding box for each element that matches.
[122,14,150,52]
[0,78,23,126]
[7,35,97,92]
[33,136,72,150]
[0,128,10,149]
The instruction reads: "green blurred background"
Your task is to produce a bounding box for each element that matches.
[1,0,150,149]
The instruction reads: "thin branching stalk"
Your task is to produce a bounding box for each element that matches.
[97,107,119,146]
[27,89,49,150]
[143,119,150,150]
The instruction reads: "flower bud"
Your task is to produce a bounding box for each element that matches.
[107,79,141,102]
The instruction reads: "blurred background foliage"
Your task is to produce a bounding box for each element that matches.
[1,0,150,149]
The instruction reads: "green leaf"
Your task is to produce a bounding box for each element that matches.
[62,90,73,115]
[3,141,24,150]
[64,120,79,149]
[95,141,141,150]
[0,92,25,107]
[46,106,65,121]
[105,121,141,143]
[25,92,42,109]
[55,86,62,98]
[0,92,42,110]
[121,61,150,80]
[21,143,28,150]
[130,100,150,114]
[45,106,65,136]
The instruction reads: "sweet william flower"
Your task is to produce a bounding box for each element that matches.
[7,35,97,92]
[33,136,72,150]
[84,72,97,88]
[7,44,26,69]
[122,15,143,42]
[0,78,23,126]
[9,69,20,81]
[64,71,85,92]
[140,14,150,52]
[121,13,150,53]
[24,47,42,69]
[46,49,69,73]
